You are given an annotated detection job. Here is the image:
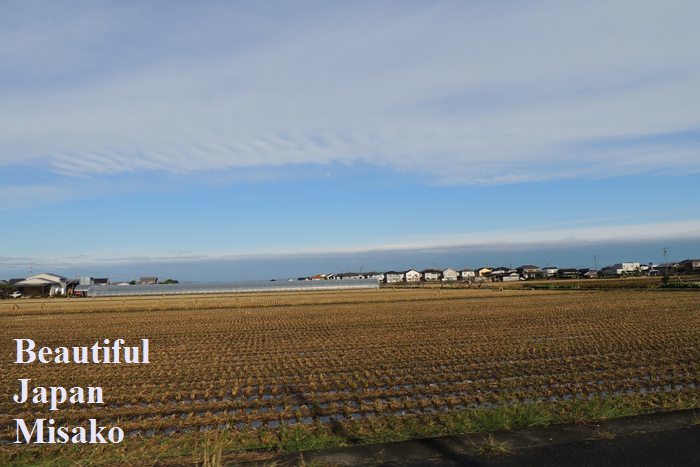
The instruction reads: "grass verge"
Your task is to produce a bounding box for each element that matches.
[2,389,698,466]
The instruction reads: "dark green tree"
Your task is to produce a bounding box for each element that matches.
[0,284,15,299]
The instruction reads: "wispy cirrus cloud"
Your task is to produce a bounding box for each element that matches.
[1,1,699,186]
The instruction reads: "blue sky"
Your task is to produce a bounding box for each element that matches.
[2,1,699,280]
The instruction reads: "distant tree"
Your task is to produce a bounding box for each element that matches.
[162,279,179,284]
[129,280,136,285]
[0,283,14,299]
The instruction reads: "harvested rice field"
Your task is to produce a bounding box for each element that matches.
[1,288,698,464]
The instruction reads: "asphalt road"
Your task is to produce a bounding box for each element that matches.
[490,425,699,467]
[269,409,699,466]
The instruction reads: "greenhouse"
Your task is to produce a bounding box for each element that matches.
[83,278,379,297]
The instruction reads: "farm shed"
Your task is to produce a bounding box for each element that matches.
[11,273,77,297]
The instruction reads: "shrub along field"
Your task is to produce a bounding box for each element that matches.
[1,288,698,465]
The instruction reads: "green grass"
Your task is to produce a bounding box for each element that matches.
[2,390,697,466]
[528,284,581,290]
[471,434,513,456]
[659,282,700,288]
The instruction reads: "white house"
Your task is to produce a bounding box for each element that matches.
[365,272,385,281]
[442,268,459,281]
[385,271,405,283]
[460,269,475,280]
[421,269,442,281]
[602,262,640,276]
[501,272,521,282]
[620,262,640,272]
[405,269,421,282]
[336,272,365,280]
[541,267,559,277]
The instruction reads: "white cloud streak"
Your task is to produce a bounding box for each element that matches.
[2,219,698,267]
[0,1,699,184]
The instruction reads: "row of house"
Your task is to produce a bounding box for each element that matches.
[310,259,700,284]
[3,259,698,297]
[598,260,700,277]
[310,267,520,283]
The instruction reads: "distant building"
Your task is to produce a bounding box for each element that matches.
[501,272,521,282]
[385,271,405,283]
[138,277,159,285]
[77,276,109,286]
[421,269,442,281]
[601,262,640,276]
[12,273,78,297]
[656,262,679,273]
[73,284,90,297]
[490,267,517,281]
[578,268,598,279]
[489,269,505,280]
[405,269,421,282]
[680,259,700,272]
[557,268,579,279]
[335,272,365,280]
[442,268,459,281]
[365,272,385,281]
[459,269,475,280]
[517,265,541,279]
[477,267,493,277]
[541,266,559,277]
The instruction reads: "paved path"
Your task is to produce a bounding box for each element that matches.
[269,409,699,466]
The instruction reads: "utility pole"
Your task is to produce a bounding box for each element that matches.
[662,247,670,284]
[594,255,597,271]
